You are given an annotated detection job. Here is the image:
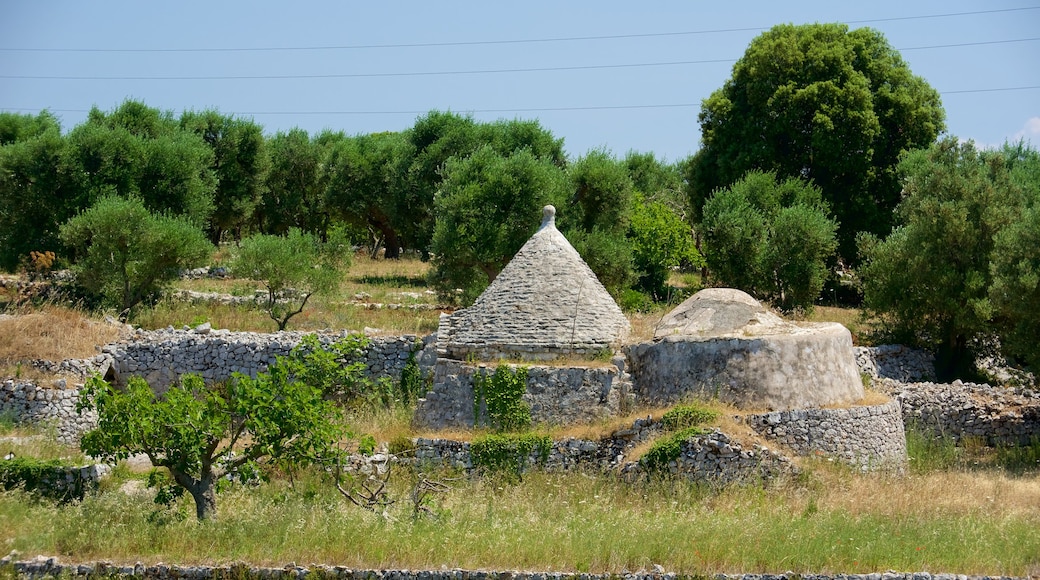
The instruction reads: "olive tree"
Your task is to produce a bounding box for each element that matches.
[702,170,837,311]
[430,146,568,304]
[59,195,212,316]
[858,138,1030,379]
[231,228,346,330]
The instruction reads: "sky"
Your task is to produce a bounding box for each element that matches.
[1,1,1038,162]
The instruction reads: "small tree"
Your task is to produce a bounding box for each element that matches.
[232,228,346,330]
[59,195,212,317]
[78,346,353,521]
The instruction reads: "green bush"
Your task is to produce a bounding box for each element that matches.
[470,432,552,476]
[640,427,708,473]
[660,404,719,431]
[59,195,212,316]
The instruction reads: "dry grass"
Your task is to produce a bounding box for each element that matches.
[0,304,122,363]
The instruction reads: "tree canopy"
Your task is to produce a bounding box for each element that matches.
[859,138,1038,379]
[687,23,945,262]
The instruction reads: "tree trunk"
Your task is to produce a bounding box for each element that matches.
[172,469,218,520]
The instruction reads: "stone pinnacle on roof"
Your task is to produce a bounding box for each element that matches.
[438,205,630,361]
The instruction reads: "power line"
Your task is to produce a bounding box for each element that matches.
[4,86,1037,118]
[2,38,1036,82]
[0,6,1036,53]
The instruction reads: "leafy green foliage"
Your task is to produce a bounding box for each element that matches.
[688,23,945,262]
[430,146,569,304]
[277,334,370,405]
[702,170,837,311]
[859,138,1033,379]
[180,110,268,243]
[0,457,95,502]
[470,432,552,476]
[0,110,60,146]
[59,195,212,316]
[231,229,346,330]
[0,125,77,270]
[78,351,352,520]
[258,128,327,236]
[629,194,703,299]
[473,365,531,432]
[642,403,719,472]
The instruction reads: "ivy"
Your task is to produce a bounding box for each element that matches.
[470,432,552,476]
[472,365,531,432]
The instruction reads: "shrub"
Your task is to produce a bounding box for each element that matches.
[59,195,212,317]
[660,403,719,431]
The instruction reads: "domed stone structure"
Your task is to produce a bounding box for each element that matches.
[437,205,630,362]
[626,288,864,411]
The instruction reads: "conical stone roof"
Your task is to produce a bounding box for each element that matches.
[438,205,630,361]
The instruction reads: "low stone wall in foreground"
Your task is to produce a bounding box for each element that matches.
[5,556,1025,580]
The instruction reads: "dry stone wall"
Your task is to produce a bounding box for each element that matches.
[875,378,1040,446]
[0,380,96,444]
[102,327,437,391]
[744,400,907,470]
[413,359,631,429]
[7,556,1026,580]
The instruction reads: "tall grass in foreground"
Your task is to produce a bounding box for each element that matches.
[1,464,1037,576]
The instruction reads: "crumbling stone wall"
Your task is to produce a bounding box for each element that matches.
[876,378,1040,446]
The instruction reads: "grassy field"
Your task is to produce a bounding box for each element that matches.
[0,255,1038,576]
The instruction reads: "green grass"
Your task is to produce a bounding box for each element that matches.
[0,464,1037,576]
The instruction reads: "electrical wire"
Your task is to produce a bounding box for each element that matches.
[0,6,1035,53]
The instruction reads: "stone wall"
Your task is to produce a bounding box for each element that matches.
[413,359,631,429]
[0,461,110,501]
[7,556,1025,580]
[0,380,96,444]
[854,345,935,382]
[410,422,793,484]
[744,400,907,470]
[102,327,437,391]
[876,378,1040,446]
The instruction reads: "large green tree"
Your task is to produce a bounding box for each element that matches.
[324,131,409,258]
[66,101,216,226]
[0,110,60,146]
[687,23,945,261]
[258,128,329,237]
[0,126,79,270]
[859,138,1031,379]
[430,146,569,304]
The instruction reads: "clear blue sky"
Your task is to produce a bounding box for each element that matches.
[2,1,1037,162]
